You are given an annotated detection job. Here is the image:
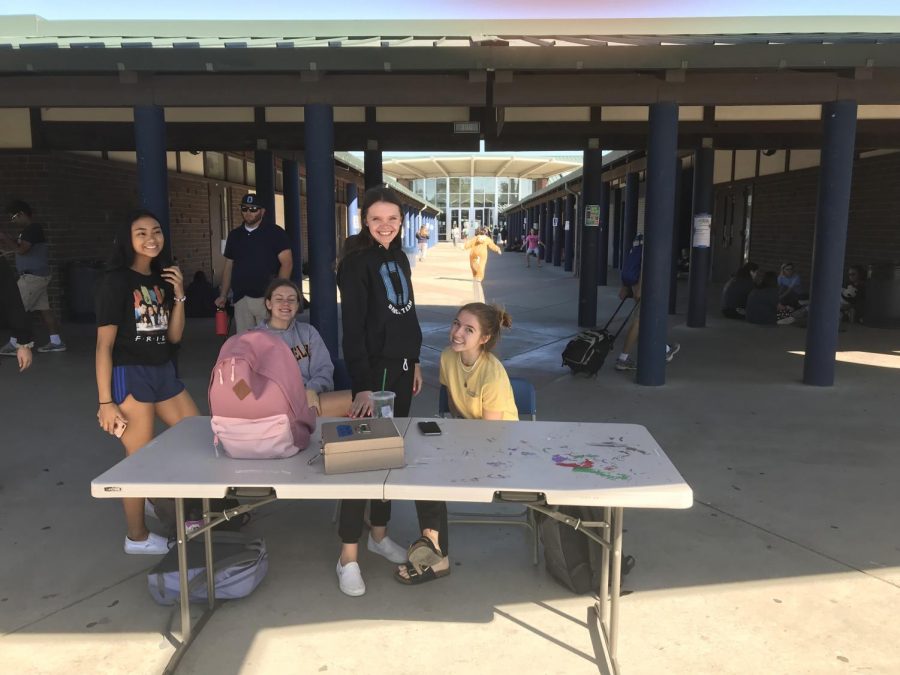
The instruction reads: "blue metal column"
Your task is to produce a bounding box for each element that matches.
[133,106,171,253]
[283,159,303,288]
[578,149,603,327]
[404,207,412,249]
[364,150,383,191]
[303,104,339,358]
[687,147,714,327]
[563,193,575,272]
[636,102,679,386]
[804,100,858,386]
[612,187,623,269]
[552,198,562,266]
[543,202,553,264]
[254,150,276,227]
[623,172,639,263]
[347,182,360,236]
[669,158,683,315]
[597,182,610,285]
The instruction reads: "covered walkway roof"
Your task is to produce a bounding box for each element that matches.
[2,15,900,152]
[381,155,581,180]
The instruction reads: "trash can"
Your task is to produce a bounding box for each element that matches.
[67,260,104,322]
[865,263,900,328]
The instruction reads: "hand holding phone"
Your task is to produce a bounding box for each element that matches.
[417,421,442,436]
[113,417,128,438]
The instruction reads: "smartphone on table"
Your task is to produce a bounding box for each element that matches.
[417,421,442,436]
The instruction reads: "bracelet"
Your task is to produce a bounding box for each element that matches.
[173,295,187,303]
[99,401,114,405]
[17,341,34,349]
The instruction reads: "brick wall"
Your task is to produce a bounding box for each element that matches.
[0,152,217,316]
[734,151,900,282]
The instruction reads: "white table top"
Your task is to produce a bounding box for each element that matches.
[91,416,692,509]
[90,416,407,500]
[392,418,693,509]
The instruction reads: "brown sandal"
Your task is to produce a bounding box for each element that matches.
[394,561,451,586]
[407,536,443,570]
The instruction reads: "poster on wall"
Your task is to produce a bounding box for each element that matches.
[584,205,601,227]
[692,213,712,248]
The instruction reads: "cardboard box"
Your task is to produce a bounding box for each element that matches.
[320,419,405,474]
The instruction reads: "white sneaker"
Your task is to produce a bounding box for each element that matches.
[0,343,17,357]
[124,531,171,555]
[367,533,408,564]
[336,560,366,596]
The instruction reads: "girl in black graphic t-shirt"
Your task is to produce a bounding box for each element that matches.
[95,210,199,555]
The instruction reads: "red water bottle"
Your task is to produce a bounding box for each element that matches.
[215,308,228,336]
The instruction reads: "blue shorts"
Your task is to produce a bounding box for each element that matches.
[112,362,185,405]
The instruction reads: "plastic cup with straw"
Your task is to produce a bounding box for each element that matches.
[371,368,394,418]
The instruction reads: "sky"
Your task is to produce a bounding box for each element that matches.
[4,1,899,21]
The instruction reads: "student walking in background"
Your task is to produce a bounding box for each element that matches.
[416,224,430,261]
[523,227,543,268]
[0,200,66,355]
[464,227,503,282]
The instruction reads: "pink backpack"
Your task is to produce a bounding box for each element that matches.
[209,330,316,459]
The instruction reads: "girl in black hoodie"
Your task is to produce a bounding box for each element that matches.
[334,186,423,596]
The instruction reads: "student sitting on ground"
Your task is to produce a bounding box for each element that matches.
[255,278,351,417]
[841,264,867,324]
[778,264,869,327]
[721,262,759,319]
[745,270,779,325]
[777,262,804,309]
[395,302,518,587]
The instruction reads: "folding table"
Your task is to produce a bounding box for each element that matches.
[92,416,692,674]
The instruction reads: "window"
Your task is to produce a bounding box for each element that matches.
[204,152,226,180]
[227,155,244,183]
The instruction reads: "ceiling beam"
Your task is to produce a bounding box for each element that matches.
[3,42,900,74]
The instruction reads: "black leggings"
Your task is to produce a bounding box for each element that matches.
[338,499,392,544]
[338,357,416,544]
[414,500,449,556]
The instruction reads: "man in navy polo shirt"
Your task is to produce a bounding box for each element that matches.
[215,193,292,332]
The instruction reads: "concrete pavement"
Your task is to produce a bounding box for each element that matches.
[1,242,898,674]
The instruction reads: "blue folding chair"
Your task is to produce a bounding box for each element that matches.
[439,377,540,564]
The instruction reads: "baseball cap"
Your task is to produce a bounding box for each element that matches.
[241,193,262,207]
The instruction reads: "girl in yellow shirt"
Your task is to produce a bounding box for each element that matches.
[396,302,518,586]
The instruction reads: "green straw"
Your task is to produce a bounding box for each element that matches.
[381,368,387,393]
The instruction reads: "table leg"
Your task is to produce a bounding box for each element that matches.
[175,497,192,644]
[202,497,215,610]
[591,506,623,675]
[608,507,624,671]
[598,506,611,625]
